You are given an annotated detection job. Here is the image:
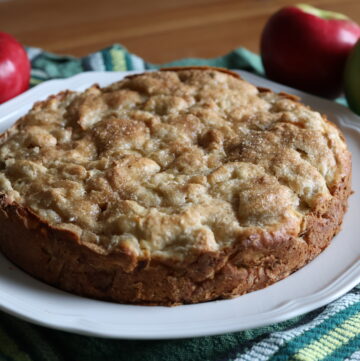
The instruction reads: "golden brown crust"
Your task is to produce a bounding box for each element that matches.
[160,66,242,79]
[0,168,350,305]
[0,67,352,305]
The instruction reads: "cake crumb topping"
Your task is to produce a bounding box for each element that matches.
[0,69,349,260]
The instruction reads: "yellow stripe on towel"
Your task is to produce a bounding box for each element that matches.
[292,312,360,361]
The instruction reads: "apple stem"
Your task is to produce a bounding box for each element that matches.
[296,3,350,20]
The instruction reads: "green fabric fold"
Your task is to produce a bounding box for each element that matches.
[27,44,264,85]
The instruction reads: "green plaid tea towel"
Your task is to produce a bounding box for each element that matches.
[0,44,357,361]
[27,44,264,85]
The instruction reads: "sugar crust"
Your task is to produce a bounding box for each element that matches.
[0,67,352,305]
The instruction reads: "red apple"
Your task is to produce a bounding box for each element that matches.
[261,4,360,99]
[0,32,30,104]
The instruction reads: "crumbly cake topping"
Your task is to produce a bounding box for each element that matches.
[0,69,349,260]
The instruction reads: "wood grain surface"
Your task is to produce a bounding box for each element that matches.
[1,0,360,62]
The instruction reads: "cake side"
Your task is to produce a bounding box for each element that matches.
[0,166,351,305]
[0,67,352,305]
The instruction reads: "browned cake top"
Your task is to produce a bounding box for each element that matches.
[0,68,350,261]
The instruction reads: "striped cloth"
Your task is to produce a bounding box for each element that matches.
[0,44,357,361]
[26,44,264,85]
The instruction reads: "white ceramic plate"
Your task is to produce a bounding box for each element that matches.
[0,71,359,340]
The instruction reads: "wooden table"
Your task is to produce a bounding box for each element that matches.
[1,0,360,62]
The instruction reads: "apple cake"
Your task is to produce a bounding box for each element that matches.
[0,67,351,305]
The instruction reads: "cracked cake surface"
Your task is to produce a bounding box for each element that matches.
[0,67,352,305]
